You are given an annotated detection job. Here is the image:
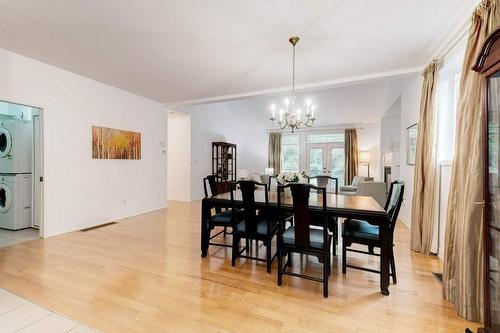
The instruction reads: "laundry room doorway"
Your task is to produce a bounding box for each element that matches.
[0,99,43,248]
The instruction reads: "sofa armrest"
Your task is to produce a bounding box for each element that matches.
[356,182,387,207]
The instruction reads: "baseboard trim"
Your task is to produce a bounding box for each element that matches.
[43,205,168,238]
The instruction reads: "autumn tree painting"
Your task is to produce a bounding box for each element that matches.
[92,126,141,159]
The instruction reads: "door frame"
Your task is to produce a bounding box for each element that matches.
[0,98,45,238]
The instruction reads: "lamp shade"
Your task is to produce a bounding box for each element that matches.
[359,151,371,163]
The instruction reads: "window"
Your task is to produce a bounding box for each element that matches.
[306,132,345,186]
[280,135,299,173]
[307,133,344,144]
[279,132,345,185]
[330,147,345,186]
[437,46,464,163]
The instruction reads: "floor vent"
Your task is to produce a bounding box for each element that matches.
[80,222,117,232]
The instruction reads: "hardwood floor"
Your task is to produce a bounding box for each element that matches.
[0,201,479,333]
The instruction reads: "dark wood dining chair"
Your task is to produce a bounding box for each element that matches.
[306,175,339,255]
[267,175,281,192]
[202,175,236,250]
[342,181,405,284]
[277,183,332,297]
[230,180,278,273]
[306,175,339,195]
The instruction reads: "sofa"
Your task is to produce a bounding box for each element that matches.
[339,176,387,207]
[339,176,374,193]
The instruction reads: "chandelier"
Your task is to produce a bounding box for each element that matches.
[269,36,316,133]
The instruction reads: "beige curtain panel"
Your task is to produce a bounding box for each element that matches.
[345,129,359,185]
[443,0,500,322]
[268,132,281,175]
[410,60,438,254]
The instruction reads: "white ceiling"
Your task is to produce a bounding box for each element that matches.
[0,0,478,104]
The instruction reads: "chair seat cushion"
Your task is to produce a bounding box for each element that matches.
[211,209,235,224]
[236,217,276,235]
[282,226,325,249]
[343,219,379,241]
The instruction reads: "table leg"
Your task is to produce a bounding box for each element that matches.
[379,217,390,295]
[201,199,210,257]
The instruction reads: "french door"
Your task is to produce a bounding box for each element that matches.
[307,143,345,189]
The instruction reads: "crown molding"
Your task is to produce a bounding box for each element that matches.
[165,66,422,108]
[429,0,478,61]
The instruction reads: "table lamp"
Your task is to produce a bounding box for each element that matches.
[359,151,372,177]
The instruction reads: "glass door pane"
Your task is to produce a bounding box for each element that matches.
[331,147,345,186]
[309,148,324,177]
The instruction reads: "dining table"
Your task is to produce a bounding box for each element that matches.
[200,190,391,295]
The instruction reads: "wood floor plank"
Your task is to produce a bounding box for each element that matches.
[0,201,480,333]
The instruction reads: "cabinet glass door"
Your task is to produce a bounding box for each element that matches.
[488,72,500,330]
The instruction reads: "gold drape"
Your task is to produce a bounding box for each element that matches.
[345,129,359,185]
[268,132,281,175]
[443,0,500,322]
[410,61,438,254]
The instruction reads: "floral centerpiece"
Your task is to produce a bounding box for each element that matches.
[277,172,306,197]
[277,172,305,184]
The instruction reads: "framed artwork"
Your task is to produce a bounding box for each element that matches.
[406,123,418,165]
[92,126,141,159]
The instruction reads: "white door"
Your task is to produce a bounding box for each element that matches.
[307,143,345,190]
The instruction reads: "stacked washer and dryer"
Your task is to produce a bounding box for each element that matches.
[0,117,33,230]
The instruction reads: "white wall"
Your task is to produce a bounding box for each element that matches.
[380,97,402,151]
[393,75,422,227]
[357,123,381,179]
[167,112,191,201]
[179,79,410,200]
[0,47,168,237]
[367,73,423,227]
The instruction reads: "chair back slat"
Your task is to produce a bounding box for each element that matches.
[230,180,268,236]
[384,181,405,234]
[290,184,311,248]
[278,183,328,250]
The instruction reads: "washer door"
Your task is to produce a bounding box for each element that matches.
[0,127,12,158]
[0,183,12,213]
